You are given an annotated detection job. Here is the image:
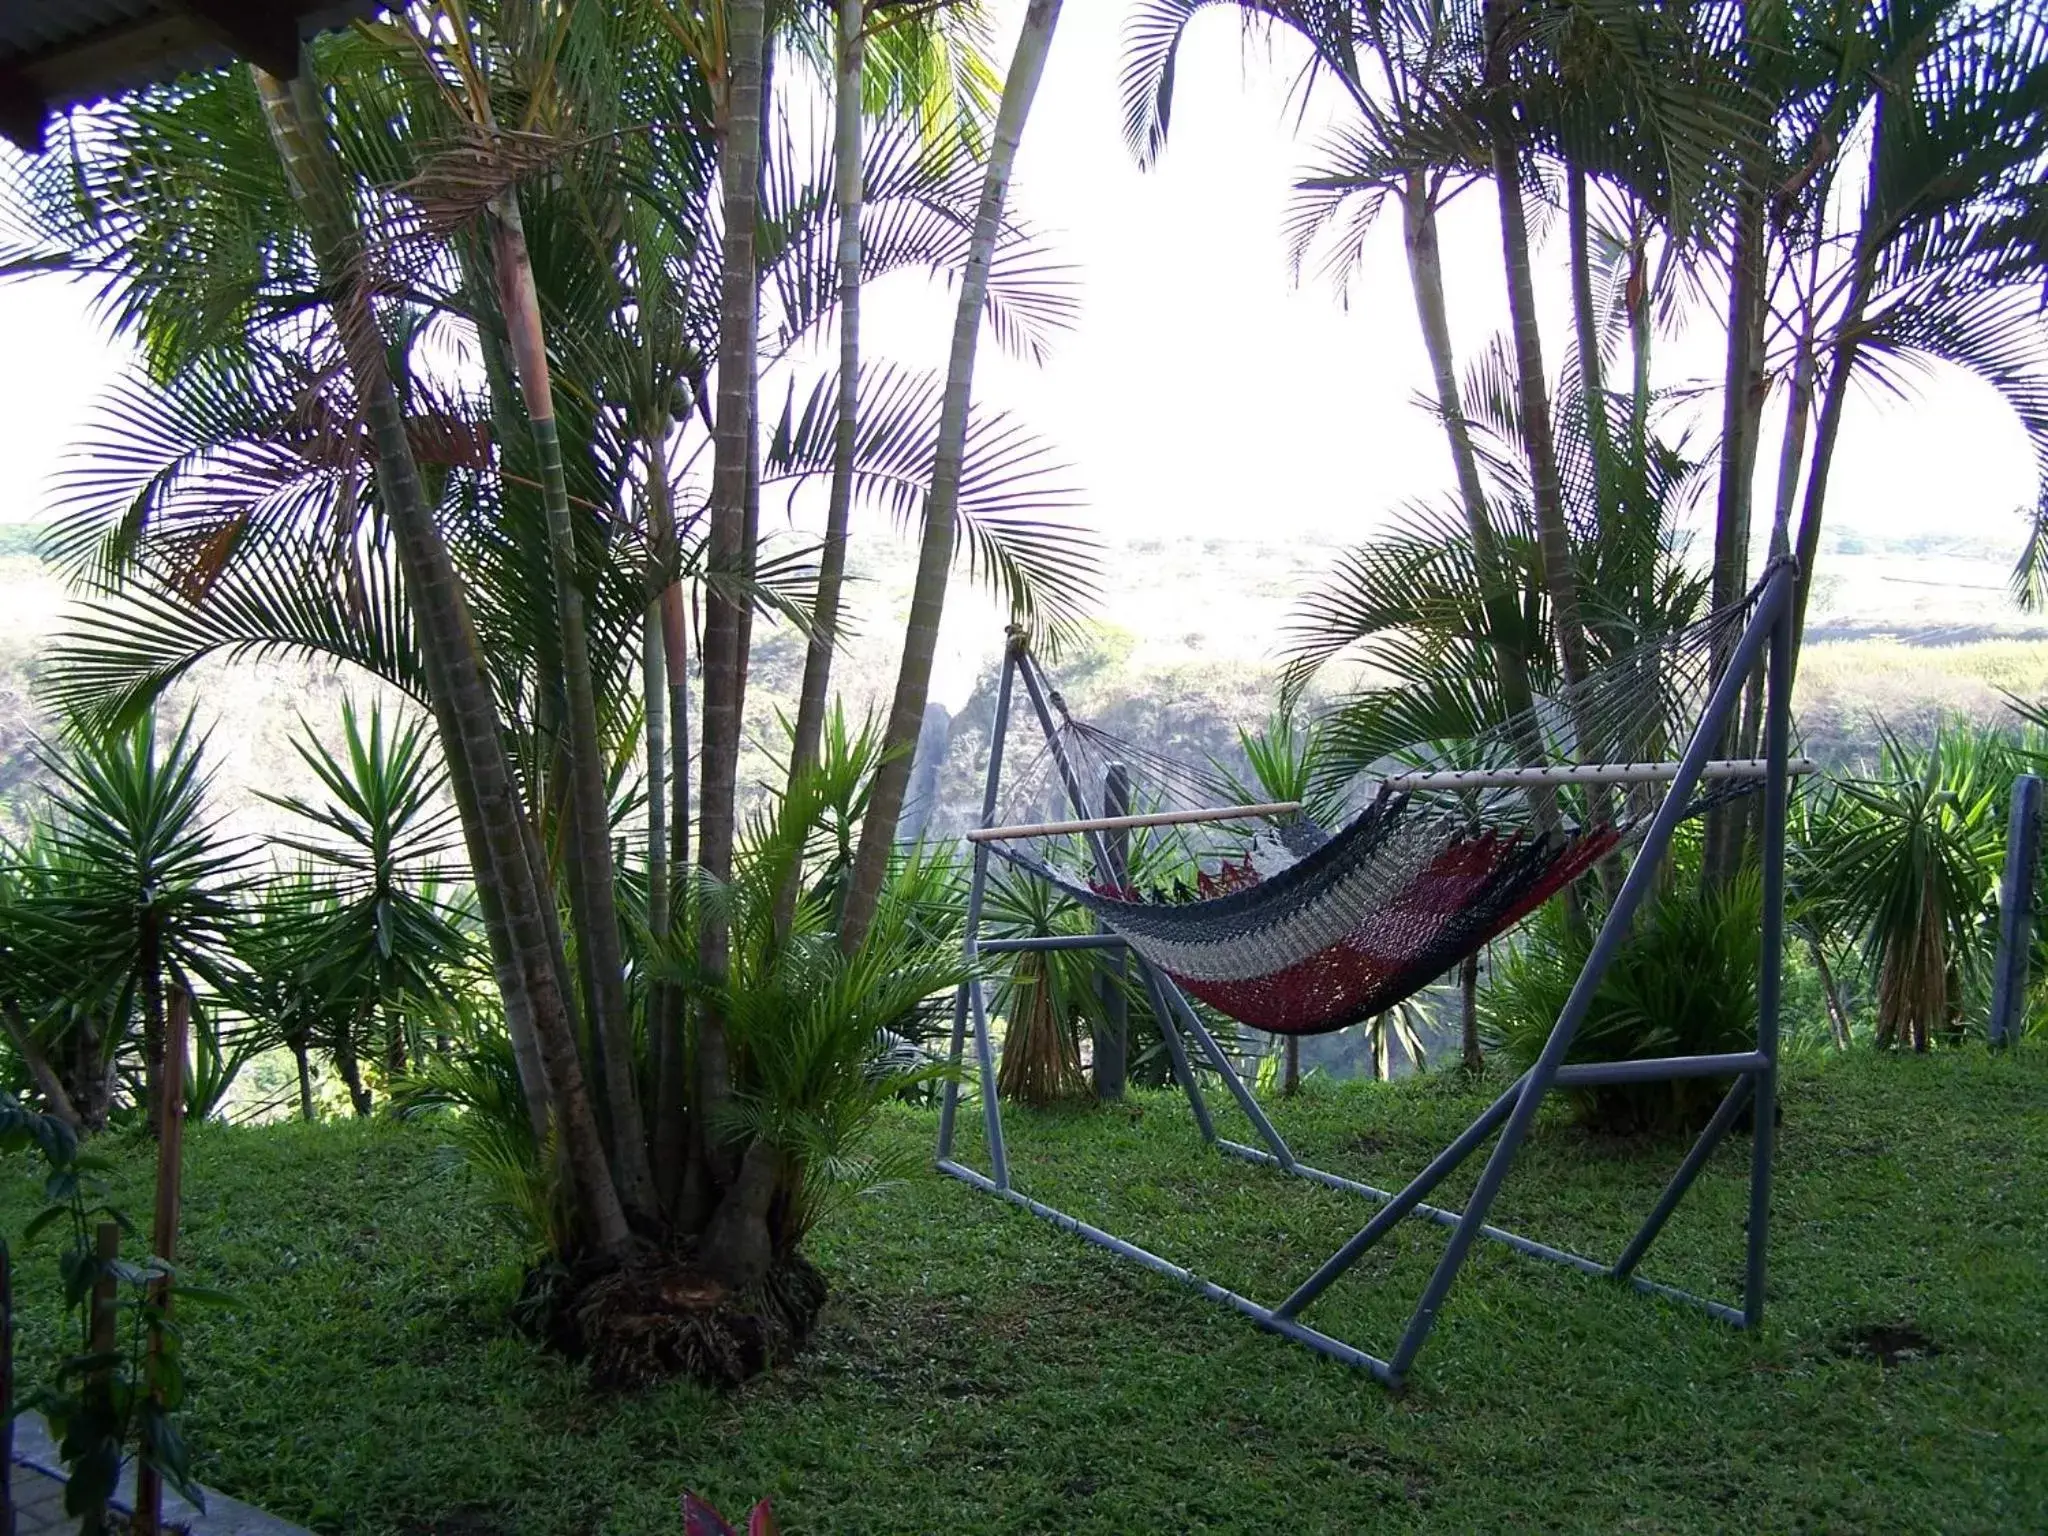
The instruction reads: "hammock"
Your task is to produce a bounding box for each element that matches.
[979,582,1790,1037]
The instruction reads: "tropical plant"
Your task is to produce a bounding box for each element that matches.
[842,0,1072,949]
[666,722,966,1273]
[255,701,479,1113]
[1797,723,2006,1050]
[1482,860,1764,1135]
[984,868,1094,1106]
[30,714,246,1139]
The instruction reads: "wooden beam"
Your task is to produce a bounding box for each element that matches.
[966,801,1303,845]
[14,13,214,106]
[0,62,45,154]
[179,0,305,79]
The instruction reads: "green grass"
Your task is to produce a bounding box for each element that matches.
[3,1050,2044,1533]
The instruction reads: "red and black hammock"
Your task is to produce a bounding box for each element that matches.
[990,789,1622,1037]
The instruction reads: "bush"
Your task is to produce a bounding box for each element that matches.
[1481,870,1763,1135]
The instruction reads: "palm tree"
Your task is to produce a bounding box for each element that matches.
[258,702,480,1113]
[841,0,1070,950]
[1121,1,1541,733]
[33,714,246,1138]
[1801,724,2006,1050]
[4,0,1089,1354]
[786,1,1001,791]
[1785,1,2048,645]
[249,61,635,1254]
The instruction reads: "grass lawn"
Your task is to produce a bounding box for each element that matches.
[2,1049,2043,1534]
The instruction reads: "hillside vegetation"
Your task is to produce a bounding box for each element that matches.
[4,530,2046,837]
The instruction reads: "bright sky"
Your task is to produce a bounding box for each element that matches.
[0,2,2037,690]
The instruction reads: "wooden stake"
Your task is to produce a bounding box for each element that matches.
[82,1222,119,1536]
[1,1241,12,1536]
[135,982,190,1536]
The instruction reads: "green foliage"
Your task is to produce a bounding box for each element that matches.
[0,1090,213,1521]
[393,1027,566,1259]
[246,700,480,1108]
[1482,870,1764,1134]
[984,870,1095,1105]
[0,712,246,1131]
[669,718,968,1248]
[1795,721,2008,1049]
[36,711,247,1022]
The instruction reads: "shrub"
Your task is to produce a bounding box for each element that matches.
[1480,870,1763,1135]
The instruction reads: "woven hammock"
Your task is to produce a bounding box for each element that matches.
[983,586,1775,1037]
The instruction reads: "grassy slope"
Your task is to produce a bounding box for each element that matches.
[1,1051,2043,1534]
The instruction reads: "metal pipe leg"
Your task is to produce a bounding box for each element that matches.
[1142,966,1216,1143]
[1164,981,1295,1168]
[1273,1079,1524,1321]
[936,980,972,1159]
[1611,1073,1754,1279]
[969,977,1009,1189]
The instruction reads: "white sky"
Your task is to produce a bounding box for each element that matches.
[0,1,2037,700]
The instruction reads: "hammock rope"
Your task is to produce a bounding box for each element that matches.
[982,572,1789,1037]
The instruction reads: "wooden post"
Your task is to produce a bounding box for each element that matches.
[1094,764,1130,1101]
[1990,774,2042,1048]
[1459,951,1483,1073]
[1,1241,13,1536]
[81,1222,119,1536]
[134,981,190,1536]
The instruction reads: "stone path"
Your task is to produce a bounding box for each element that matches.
[8,1413,310,1536]
[9,1462,73,1536]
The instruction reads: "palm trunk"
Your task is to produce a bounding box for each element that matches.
[1484,3,1591,704]
[841,0,1067,950]
[433,679,552,1140]
[336,1012,372,1117]
[1807,935,1851,1049]
[1567,163,1610,522]
[1402,176,1565,853]
[452,245,566,1143]
[256,67,630,1256]
[486,192,656,1222]
[2,1001,82,1133]
[790,0,865,780]
[643,431,693,1207]
[779,0,867,941]
[1627,208,1652,463]
[139,915,165,1140]
[1792,89,1889,673]
[292,1039,315,1122]
[693,0,769,1259]
[1703,178,1769,887]
[1402,178,1534,716]
[1791,257,1874,666]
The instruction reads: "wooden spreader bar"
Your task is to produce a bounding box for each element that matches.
[965,800,1302,844]
[1382,758,1817,792]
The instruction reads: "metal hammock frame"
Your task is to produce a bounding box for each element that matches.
[936,558,1799,1389]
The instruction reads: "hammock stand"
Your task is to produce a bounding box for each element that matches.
[935,558,1801,1389]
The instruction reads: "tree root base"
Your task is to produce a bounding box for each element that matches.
[514,1246,828,1390]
